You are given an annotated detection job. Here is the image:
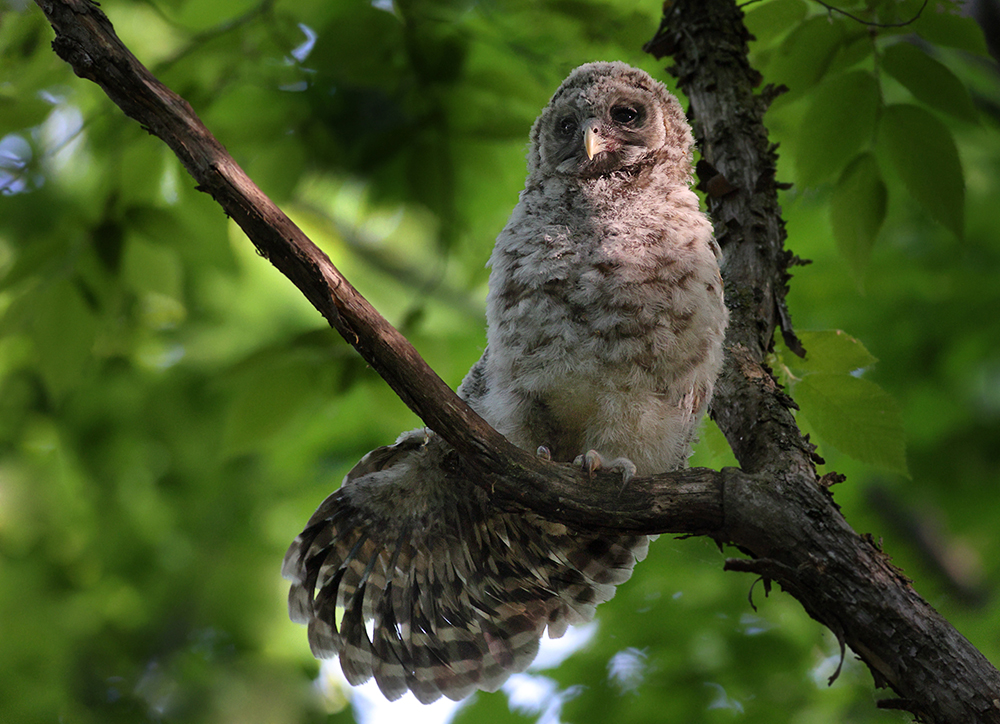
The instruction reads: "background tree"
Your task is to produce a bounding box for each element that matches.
[1,0,999,723]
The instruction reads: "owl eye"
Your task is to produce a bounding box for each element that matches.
[610,105,639,124]
[558,116,578,136]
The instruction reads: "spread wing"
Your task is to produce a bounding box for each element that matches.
[282,432,649,703]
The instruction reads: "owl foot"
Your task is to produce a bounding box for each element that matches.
[573,450,636,485]
[536,445,552,461]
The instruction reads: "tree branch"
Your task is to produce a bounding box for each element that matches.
[32,0,1000,721]
[648,1,1000,720]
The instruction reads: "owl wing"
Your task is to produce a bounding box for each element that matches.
[282,431,649,703]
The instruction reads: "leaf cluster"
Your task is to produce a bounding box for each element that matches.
[748,0,983,278]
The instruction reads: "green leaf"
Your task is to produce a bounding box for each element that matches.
[878,103,964,238]
[122,237,183,301]
[873,0,942,27]
[119,140,166,208]
[744,0,808,47]
[172,0,265,32]
[827,32,876,75]
[30,280,99,399]
[0,232,67,293]
[916,6,990,56]
[791,329,878,375]
[795,372,908,474]
[245,135,306,203]
[766,15,847,102]
[881,42,979,123]
[830,153,887,279]
[690,417,740,470]
[221,352,328,455]
[796,71,881,187]
[122,236,186,329]
[0,93,52,132]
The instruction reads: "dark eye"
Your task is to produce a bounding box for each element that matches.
[610,105,639,124]
[558,116,577,136]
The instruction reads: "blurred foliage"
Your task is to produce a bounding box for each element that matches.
[1,0,998,722]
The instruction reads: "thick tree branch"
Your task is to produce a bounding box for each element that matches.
[648,1,1000,721]
[33,1,1000,722]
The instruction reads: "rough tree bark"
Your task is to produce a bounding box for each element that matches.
[31,0,1000,721]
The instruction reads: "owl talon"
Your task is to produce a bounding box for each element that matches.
[614,458,637,485]
[536,445,552,461]
[574,450,602,476]
[573,450,636,484]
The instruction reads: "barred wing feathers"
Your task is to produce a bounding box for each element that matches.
[283,432,649,703]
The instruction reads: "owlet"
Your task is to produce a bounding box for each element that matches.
[283,61,728,703]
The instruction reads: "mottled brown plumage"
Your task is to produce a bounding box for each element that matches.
[283,62,728,703]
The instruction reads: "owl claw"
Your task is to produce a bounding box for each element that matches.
[573,450,636,485]
[536,445,552,461]
[574,450,602,476]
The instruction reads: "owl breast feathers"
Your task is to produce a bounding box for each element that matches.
[283,61,728,703]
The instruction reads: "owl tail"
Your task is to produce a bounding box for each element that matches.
[282,433,649,704]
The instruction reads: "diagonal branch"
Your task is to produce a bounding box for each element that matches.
[32,0,1000,721]
[29,0,723,534]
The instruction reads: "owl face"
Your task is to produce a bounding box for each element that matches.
[528,62,692,180]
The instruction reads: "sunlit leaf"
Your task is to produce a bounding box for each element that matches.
[795,372,907,474]
[109,4,186,64]
[791,329,878,375]
[689,417,739,470]
[878,103,964,239]
[830,153,887,280]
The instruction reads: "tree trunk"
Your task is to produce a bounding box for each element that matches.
[648,1,1000,720]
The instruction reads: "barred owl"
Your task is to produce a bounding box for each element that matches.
[283,62,728,703]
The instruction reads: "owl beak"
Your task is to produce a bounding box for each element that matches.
[583,120,608,160]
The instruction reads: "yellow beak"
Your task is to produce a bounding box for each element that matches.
[583,121,606,160]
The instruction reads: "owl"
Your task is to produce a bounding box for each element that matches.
[283,62,728,703]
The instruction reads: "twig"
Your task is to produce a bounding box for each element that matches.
[814,0,929,29]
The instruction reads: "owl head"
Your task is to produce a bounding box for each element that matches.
[527,62,694,183]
